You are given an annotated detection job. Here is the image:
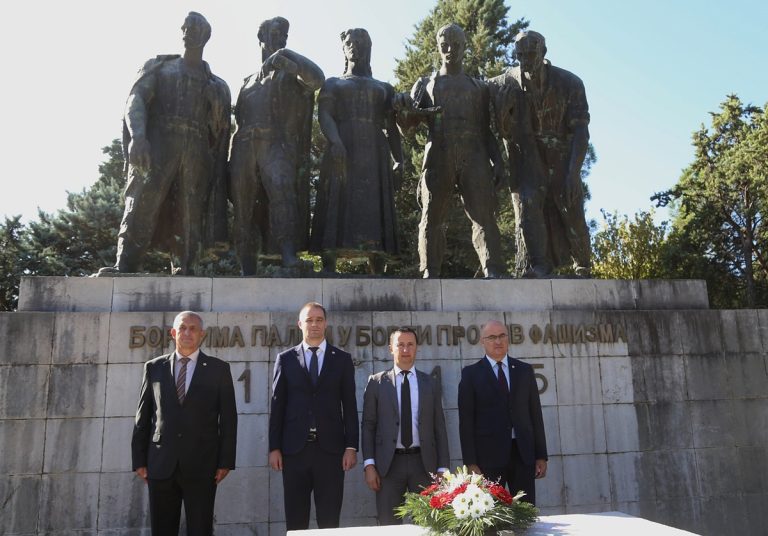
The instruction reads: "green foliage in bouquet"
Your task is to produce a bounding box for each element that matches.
[395,466,538,536]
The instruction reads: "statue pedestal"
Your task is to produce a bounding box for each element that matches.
[3,276,765,535]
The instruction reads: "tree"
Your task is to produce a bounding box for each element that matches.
[653,95,768,307]
[390,0,528,276]
[0,216,26,310]
[591,209,668,280]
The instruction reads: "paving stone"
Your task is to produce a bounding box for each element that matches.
[209,312,272,362]
[212,278,322,312]
[674,310,723,355]
[0,365,49,419]
[554,357,602,405]
[0,312,54,365]
[719,309,763,353]
[599,356,633,404]
[550,279,597,310]
[607,452,655,503]
[620,311,684,356]
[542,405,561,456]
[443,408,460,465]
[18,276,114,312]
[97,471,150,530]
[685,354,732,400]
[236,414,269,468]
[0,475,42,534]
[107,312,168,364]
[649,449,700,499]
[562,454,610,506]
[726,352,768,398]
[52,312,110,365]
[440,279,553,312]
[635,280,708,310]
[323,278,441,312]
[650,496,702,534]
[47,364,107,418]
[549,310,600,358]
[215,467,270,524]
[536,455,564,508]
[558,404,606,455]
[214,523,269,536]
[526,357,556,407]
[112,277,213,312]
[643,401,693,450]
[735,446,768,494]
[603,404,640,453]
[504,311,557,359]
[44,418,104,473]
[742,398,768,447]
[105,363,144,417]
[101,417,134,473]
[690,399,748,448]
[230,361,270,416]
[0,418,45,474]
[630,355,686,403]
[39,473,100,530]
[594,280,638,310]
[698,495,751,536]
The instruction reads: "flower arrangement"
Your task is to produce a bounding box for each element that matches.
[395,466,538,536]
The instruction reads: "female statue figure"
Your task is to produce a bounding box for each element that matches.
[310,28,404,274]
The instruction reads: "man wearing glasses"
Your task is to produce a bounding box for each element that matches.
[458,320,547,504]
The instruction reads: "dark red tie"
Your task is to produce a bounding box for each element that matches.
[497,361,509,397]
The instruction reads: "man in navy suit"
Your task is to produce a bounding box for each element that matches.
[458,320,547,504]
[131,311,237,535]
[268,302,359,530]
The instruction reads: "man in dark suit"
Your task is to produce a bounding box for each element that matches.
[268,302,359,530]
[458,320,547,504]
[362,327,450,524]
[132,311,237,535]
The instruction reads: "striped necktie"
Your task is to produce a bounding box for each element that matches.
[176,357,190,404]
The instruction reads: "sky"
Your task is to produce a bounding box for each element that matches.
[1,0,766,228]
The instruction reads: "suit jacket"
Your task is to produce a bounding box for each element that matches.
[131,351,238,480]
[458,356,547,468]
[269,343,359,456]
[361,368,450,478]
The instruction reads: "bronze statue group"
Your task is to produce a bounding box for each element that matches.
[100,11,592,281]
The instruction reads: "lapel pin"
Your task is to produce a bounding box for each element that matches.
[203,362,208,366]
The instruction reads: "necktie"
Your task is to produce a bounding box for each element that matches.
[401,370,413,448]
[176,357,190,404]
[497,361,509,397]
[309,346,319,386]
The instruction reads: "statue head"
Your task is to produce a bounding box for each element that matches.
[258,17,289,56]
[181,11,211,50]
[341,28,372,77]
[514,30,547,75]
[436,23,466,69]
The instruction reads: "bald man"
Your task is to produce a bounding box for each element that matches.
[458,320,547,504]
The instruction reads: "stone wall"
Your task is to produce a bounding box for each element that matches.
[2,277,766,535]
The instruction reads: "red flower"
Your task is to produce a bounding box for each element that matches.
[429,493,450,509]
[421,484,439,496]
[489,484,513,505]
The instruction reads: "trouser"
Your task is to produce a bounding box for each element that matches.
[116,131,210,274]
[376,451,431,525]
[230,136,299,274]
[418,143,503,276]
[481,440,536,505]
[282,442,345,530]
[147,464,217,536]
[517,167,591,273]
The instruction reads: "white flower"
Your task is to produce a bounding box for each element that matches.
[451,492,472,519]
[470,503,485,518]
[465,483,483,500]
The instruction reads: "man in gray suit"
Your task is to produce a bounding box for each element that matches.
[362,327,450,524]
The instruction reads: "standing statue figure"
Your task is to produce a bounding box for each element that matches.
[491,30,591,278]
[396,23,505,279]
[102,12,231,276]
[229,17,324,274]
[310,28,404,274]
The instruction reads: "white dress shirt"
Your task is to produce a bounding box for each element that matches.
[173,348,200,394]
[302,340,327,373]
